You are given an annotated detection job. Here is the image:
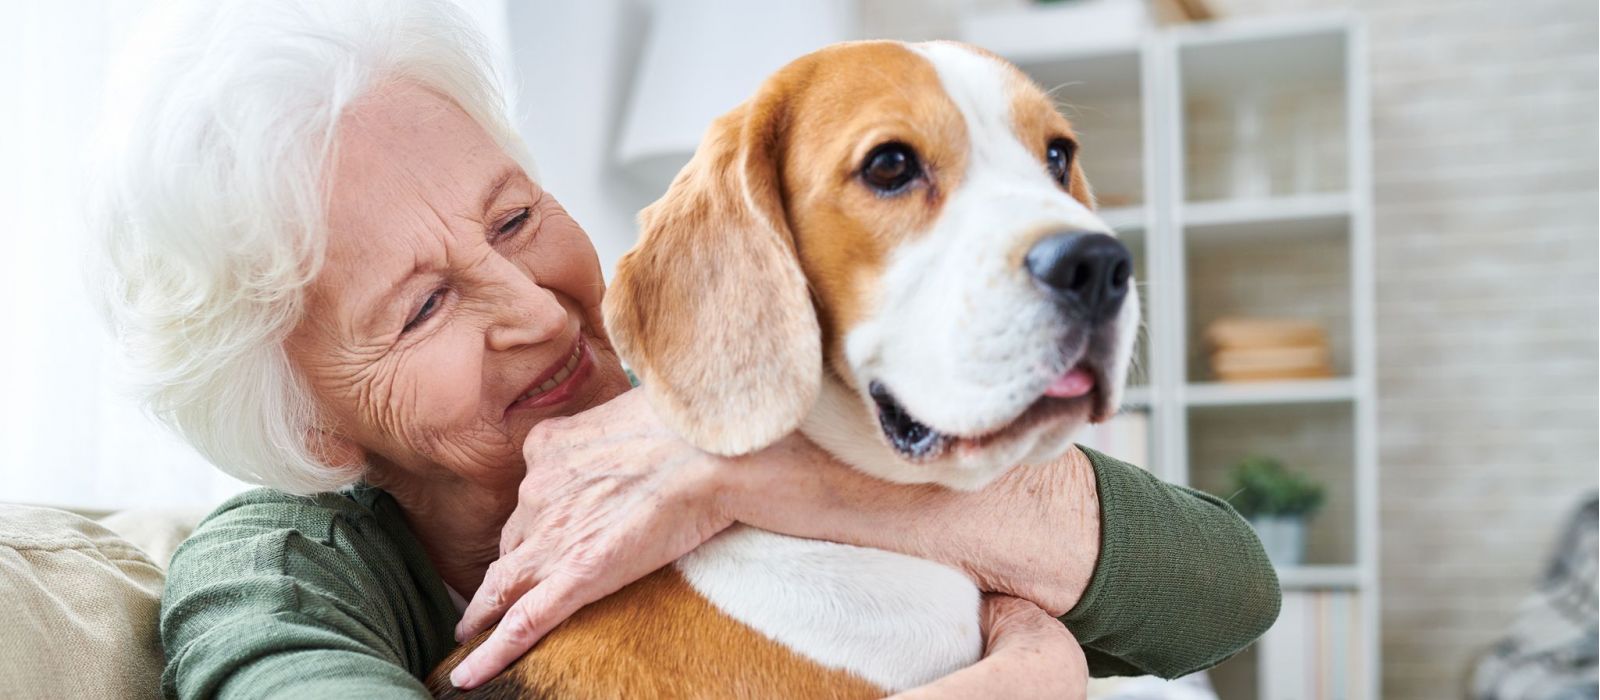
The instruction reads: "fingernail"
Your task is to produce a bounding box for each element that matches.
[450,664,474,689]
[453,624,464,643]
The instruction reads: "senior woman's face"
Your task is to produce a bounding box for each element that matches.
[288,83,631,484]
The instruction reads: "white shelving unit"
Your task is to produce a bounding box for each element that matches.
[965,12,1378,700]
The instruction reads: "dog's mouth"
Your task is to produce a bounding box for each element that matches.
[868,361,1113,461]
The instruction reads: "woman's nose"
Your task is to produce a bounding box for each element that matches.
[485,265,569,352]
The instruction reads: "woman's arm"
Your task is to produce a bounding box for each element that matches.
[162,489,456,699]
[715,433,1102,616]
[891,596,1088,700]
[453,389,1280,686]
[721,437,1283,678]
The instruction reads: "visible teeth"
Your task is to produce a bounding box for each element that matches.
[516,344,583,403]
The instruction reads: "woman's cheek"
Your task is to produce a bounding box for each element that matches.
[435,322,492,410]
[389,324,491,445]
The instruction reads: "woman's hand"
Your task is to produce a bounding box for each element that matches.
[448,389,737,690]
[890,595,1088,700]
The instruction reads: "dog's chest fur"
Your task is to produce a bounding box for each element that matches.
[676,526,983,691]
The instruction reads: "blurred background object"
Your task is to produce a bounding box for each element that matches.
[2,0,1594,697]
[1205,316,1335,381]
[1470,494,1598,700]
[1228,455,1328,566]
[615,0,854,189]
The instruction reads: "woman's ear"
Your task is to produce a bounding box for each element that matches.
[604,94,821,457]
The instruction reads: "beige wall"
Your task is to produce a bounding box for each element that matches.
[858,0,1599,695]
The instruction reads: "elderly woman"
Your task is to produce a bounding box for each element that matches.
[96,1,1278,698]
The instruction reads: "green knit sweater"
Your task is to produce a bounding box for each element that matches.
[159,447,1280,698]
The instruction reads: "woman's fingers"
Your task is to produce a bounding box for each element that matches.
[455,554,539,643]
[449,573,587,690]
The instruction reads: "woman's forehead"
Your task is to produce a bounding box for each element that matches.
[315,82,529,329]
[329,82,514,223]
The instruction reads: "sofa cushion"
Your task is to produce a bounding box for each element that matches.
[0,505,164,699]
[98,507,208,570]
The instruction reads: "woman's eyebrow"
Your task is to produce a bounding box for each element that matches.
[479,166,522,215]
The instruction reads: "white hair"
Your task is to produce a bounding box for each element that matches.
[94,0,533,495]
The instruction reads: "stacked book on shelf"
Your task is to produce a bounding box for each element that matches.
[1260,590,1368,700]
[1204,316,1333,382]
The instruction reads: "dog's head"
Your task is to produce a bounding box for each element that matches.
[604,40,1139,490]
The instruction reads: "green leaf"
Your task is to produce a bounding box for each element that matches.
[1226,455,1326,519]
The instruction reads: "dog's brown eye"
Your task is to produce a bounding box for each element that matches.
[860,142,922,194]
[1046,138,1076,187]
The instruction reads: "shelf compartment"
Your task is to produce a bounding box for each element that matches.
[1120,385,1152,409]
[1183,192,1349,239]
[1188,402,1358,569]
[1277,564,1362,590]
[1185,378,1355,407]
[1074,409,1152,472]
[1177,24,1349,204]
[1184,226,1352,382]
[1099,205,1145,233]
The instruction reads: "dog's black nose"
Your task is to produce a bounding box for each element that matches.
[1024,231,1132,322]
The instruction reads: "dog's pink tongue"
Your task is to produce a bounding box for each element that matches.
[1045,367,1095,398]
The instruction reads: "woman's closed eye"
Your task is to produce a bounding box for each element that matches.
[403,288,447,334]
[492,207,531,243]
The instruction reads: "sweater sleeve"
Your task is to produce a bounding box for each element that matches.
[1061,446,1282,679]
[159,489,454,699]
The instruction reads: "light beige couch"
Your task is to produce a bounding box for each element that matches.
[0,504,206,700]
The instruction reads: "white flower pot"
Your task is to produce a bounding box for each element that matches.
[1249,515,1307,566]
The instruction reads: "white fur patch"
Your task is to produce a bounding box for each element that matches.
[675,526,983,693]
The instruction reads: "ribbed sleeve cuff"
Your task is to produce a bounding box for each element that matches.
[1061,445,1282,679]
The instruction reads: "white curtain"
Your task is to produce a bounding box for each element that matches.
[0,0,511,510]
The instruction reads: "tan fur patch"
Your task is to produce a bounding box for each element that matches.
[427,567,882,699]
[777,42,969,373]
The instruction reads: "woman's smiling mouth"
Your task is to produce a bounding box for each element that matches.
[508,337,593,413]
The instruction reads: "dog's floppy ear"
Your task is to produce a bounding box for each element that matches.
[603,91,821,456]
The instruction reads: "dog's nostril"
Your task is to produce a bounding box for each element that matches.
[1025,230,1132,322]
[1112,259,1132,290]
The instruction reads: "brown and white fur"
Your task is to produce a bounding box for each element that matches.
[429,40,1140,698]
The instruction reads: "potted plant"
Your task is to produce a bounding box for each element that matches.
[1227,456,1325,566]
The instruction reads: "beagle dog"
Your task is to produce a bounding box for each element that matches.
[430,39,1139,698]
